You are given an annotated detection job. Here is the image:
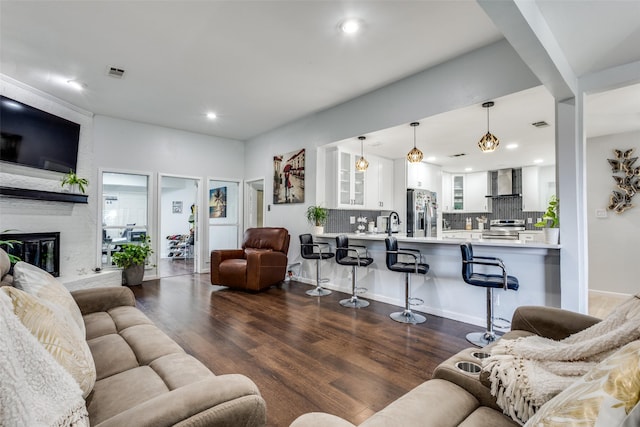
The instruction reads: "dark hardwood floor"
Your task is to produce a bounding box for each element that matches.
[131,274,480,427]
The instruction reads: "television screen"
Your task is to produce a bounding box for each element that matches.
[0,95,81,173]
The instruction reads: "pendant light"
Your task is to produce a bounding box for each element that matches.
[478,101,500,153]
[407,122,423,163]
[355,136,369,171]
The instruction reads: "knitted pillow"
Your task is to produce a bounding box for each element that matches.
[525,340,640,427]
[12,261,86,337]
[1,286,96,398]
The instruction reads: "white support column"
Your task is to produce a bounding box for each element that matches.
[555,96,588,313]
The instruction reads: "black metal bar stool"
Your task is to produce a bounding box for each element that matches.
[299,234,334,297]
[335,235,373,308]
[460,243,519,346]
[384,236,429,324]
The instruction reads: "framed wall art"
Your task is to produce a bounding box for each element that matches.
[209,186,227,218]
[273,148,305,204]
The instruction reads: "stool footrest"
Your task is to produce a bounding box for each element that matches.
[409,297,424,306]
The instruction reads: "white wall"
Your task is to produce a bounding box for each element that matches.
[0,76,97,279]
[587,130,640,295]
[244,39,549,318]
[92,115,245,274]
[246,40,540,253]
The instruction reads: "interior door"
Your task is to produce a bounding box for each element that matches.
[245,179,264,229]
[208,179,241,254]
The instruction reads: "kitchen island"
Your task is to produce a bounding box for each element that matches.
[295,232,560,329]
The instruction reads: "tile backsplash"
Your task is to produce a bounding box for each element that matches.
[325,209,383,233]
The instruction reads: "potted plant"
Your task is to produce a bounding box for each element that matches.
[306,205,328,235]
[0,231,22,264]
[534,195,559,244]
[61,170,89,194]
[112,236,153,286]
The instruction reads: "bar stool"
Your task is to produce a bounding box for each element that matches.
[335,235,373,308]
[384,236,429,324]
[299,234,334,297]
[460,243,519,347]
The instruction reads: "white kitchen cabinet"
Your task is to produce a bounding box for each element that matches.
[326,148,366,208]
[518,231,545,242]
[522,165,556,211]
[452,175,464,211]
[407,161,440,191]
[464,171,490,212]
[441,172,453,212]
[365,155,394,209]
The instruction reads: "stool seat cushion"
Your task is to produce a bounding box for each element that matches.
[466,273,519,290]
[302,252,335,261]
[388,262,429,275]
[336,256,373,267]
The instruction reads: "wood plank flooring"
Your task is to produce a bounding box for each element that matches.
[131,275,480,427]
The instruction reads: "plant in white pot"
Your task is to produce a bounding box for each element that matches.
[534,195,559,244]
[111,236,153,286]
[306,205,328,235]
[61,170,89,194]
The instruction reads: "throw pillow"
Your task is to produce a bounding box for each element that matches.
[525,340,640,427]
[1,286,96,398]
[12,261,86,337]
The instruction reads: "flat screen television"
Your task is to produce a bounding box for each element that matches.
[0,95,81,173]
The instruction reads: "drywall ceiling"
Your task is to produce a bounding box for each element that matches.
[1,0,638,165]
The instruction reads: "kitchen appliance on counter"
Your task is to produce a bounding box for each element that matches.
[407,189,438,238]
[377,212,400,234]
[482,219,525,240]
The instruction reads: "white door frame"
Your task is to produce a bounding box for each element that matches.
[244,177,265,229]
[158,173,203,275]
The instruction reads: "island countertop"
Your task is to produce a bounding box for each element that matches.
[315,232,560,249]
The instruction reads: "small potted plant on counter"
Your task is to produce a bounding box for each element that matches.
[306,205,328,235]
[534,195,559,244]
[112,236,153,286]
[61,170,89,194]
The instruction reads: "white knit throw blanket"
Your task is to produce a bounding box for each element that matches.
[483,295,640,425]
[0,291,89,427]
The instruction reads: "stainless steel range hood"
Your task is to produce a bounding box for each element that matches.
[497,169,513,195]
[486,169,521,198]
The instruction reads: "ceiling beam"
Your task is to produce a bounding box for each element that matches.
[478,0,577,101]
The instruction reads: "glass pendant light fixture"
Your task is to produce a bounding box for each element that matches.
[478,101,500,153]
[407,122,423,163]
[355,136,369,171]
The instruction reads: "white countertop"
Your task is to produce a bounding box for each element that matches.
[316,232,560,249]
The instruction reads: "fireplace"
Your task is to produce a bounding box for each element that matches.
[0,232,60,277]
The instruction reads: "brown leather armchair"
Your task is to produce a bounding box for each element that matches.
[210,227,290,291]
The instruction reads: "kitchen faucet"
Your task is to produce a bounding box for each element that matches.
[387,211,400,236]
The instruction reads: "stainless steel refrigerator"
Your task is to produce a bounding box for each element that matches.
[406,189,438,238]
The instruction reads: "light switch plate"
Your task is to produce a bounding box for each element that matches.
[595,208,608,218]
[527,217,532,224]
[350,216,356,224]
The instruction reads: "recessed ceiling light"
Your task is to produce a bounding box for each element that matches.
[340,18,362,34]
[66,80,86,91]
[426,156,436,162]
[206,112,217,120]
[465,167,473,172]
[533,159,543,164]
[506,143,518,150]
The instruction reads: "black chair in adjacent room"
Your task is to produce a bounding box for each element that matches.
[384,236,429,324]
[299,234,334,297]
[460,243,520,347]
[335,235,374,308]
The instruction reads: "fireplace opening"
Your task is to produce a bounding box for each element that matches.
[0,232,60,277]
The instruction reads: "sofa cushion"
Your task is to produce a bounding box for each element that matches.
[89,334,140,381]
[525,340,640,427]
[86,366,170,426]
[149,352,215,389]
[360,379,480,427]
[12,261,85,337]
[2,286,96,397]
[459,407,518,427]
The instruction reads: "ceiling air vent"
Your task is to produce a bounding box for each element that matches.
[449,153,467,158]
[531,121,549,128]
[107,66,125,78]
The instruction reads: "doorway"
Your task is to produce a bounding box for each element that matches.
[245,178,265,229]
[208,178,241,254]
[159,175,199,278]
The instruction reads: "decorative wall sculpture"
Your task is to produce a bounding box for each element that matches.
[607,148,640,213]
